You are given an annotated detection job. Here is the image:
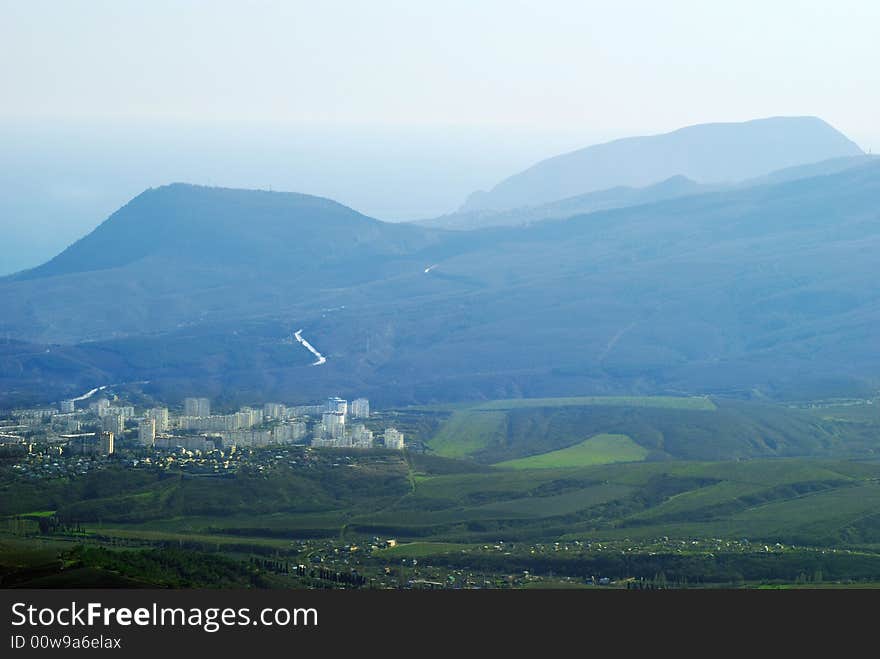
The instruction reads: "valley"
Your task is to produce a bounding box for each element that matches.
[1,116,878,590]
[3,393,880,588]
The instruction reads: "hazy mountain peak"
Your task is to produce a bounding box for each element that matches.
[8,183,418,282]
[461,116,863,212]
[658,174,696,186]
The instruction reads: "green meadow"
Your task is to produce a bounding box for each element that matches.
[5,394,880,587]
[495,433,649,469]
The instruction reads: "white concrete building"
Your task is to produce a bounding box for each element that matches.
[321,411,346,439]
[350,423,374,448]
[90,398,110,417]
[100,431,115,455]
[138,417,156,447]
[107,405,135,420]
[183,397,211,417]
[326,397,348,416]
[288,404,324,417]
[264,403,286,420]
[350,398,370,419]
[384,427,404,450]
[146,407,169,433]
[178,413,255,432]
[239,407,262,426]
[102,413,125,437]
[272,422,308,443]
[68,431,114,456]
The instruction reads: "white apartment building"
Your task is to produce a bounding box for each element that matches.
[102,413,125,437]
[146,407,170,433]
[90,398,110,417]
[138,417,156,447]
[350,398,370,419]
[106,405,135,420]
[321,411,346,439]
[326,397,348,416]
[183,397,211,417]
[350,423,374,448]
[384,427,404,450]
[263,403,286,420]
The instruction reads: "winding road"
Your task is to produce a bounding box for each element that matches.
[294,330,327,366]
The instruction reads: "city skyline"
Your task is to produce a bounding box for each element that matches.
[0,392,404,456]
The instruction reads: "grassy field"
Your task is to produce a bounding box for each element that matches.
[371,458,880,545]
[415,395,718,413]
[20,510,56,518]
[494,434,648,469]
[426,409,507,458]
[4,394,880,588]
[472,482,635,517]
[85,526,296,549]
[801,399,880,423]
[7,453,880,587]
[572,481,880,545]
[473,396,718,411]
[420,395,860,464]
[7,453,880,549]
[422,395,711,461]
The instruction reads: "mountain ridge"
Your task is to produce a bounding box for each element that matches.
[9,182,438,283]
[417,154,878,231]
[461,116,864,212]
[1,146,879,407]
[417,175,713,230]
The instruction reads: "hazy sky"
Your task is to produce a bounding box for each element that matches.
[3,0,878,140]
[1,0,879,273]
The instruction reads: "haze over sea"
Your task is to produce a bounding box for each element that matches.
[0,120,604,276]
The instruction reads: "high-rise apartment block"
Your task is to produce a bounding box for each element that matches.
[350,398,370,419]
[350,423,374,448]
[184,397,211,417]
[146,407,169,433]
[384,427,404,450]
[68,431,114,456]
[326,397,348,416]
[321,411,346,439]
[263,403,286,420]
[239,407,262,427]
[90,398,110,417]
[138,417,156,447]
[100,431,115,455]
[102,413,125,437]
[106,405,135,420]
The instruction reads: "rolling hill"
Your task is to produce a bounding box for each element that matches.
[420,395,875,465]
[0,183,444,343]
[11,183,436,282]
